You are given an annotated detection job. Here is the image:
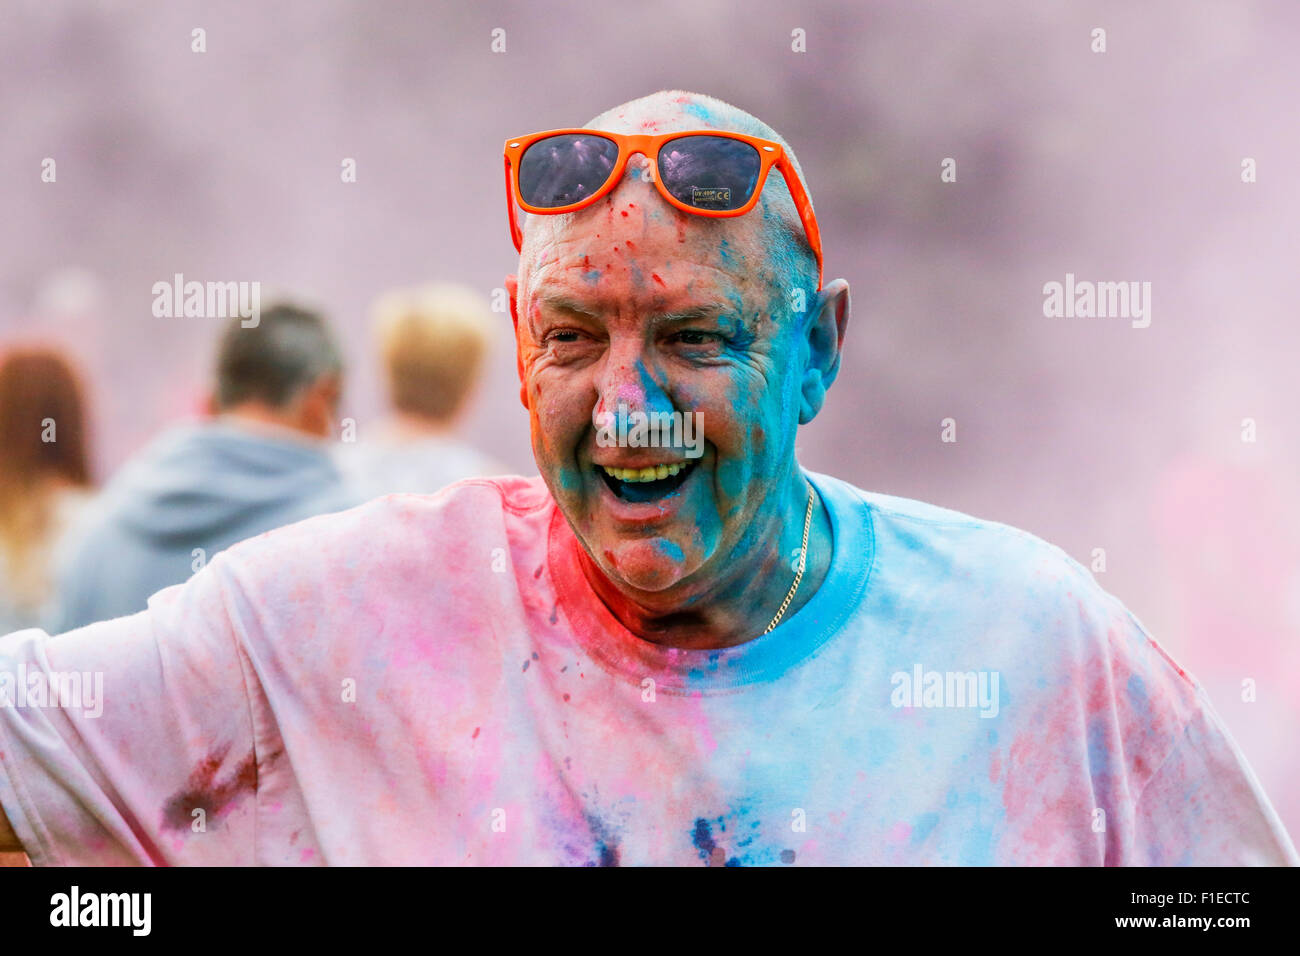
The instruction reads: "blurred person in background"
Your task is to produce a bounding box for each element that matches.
[54,302,360,631]
[336,282,505,499]
[0,347,93,634]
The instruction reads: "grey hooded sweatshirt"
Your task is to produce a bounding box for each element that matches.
[54,420,361,631]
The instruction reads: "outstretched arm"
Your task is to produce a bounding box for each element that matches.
[0,566,259,865]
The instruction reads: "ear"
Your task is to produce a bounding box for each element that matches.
[299,374,342,438]
[506,273,530,410]
[798,278,850,425]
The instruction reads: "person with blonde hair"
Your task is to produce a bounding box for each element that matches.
[0,346,93,635]
[336,282,504,499]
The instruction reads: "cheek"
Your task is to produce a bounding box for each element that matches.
[687,375,787,507]
[677,372,773,454]
[529,369,594,459]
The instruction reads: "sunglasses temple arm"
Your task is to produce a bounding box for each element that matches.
[505,157,523,251]
[778,159,824,290]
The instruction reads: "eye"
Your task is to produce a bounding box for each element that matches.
[672,330,723,346]
[540,327,602,364]
[667,329,727,357]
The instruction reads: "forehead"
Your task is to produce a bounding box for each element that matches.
[599,99,724,134]
[521,169,775,313]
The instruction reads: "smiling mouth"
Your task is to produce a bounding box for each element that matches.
[597,461,697,503]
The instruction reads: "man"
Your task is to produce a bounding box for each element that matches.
[335,282,505,499]
[54,302,358,630]
[0,91,1294,865]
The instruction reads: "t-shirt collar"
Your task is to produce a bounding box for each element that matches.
[547,470,877,694]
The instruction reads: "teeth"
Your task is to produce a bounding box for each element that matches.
[601,462,688,483]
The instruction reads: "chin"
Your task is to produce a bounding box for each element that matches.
[599,536,694,594]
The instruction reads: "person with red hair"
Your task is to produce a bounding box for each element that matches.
[0,346,93,635]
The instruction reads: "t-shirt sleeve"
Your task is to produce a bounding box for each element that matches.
[1130,691,1299,866]
[0,553,259,865]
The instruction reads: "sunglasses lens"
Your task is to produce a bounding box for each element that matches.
[657,135,761,212]
[518,134,620,208]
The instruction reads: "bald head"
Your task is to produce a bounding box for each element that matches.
[519,90,819,303]
[505,90,849,618]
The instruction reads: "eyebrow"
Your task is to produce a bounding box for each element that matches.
[538,294,600,319]
[656,305,722,323]
[537,295,724,324]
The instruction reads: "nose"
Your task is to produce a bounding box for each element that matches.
[591,339,674,435]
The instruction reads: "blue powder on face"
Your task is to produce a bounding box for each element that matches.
[682,100,716,125]
[557,467,582,492]
[657,539,685,563]
[715,458,747,499]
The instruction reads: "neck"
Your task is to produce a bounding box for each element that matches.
[218,406,318,444]
[575,470,833,650]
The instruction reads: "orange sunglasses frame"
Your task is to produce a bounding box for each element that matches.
[504,128,824,289]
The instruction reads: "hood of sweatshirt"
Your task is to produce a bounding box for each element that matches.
[105,420,351,546]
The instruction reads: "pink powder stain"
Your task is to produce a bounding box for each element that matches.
[999,608,1203,863]
[887,821,911,844]
[300,848,315,863]
[1001,732,1040,816]
[684,699,720,756]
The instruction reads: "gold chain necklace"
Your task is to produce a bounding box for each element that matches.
[763,481,816,634]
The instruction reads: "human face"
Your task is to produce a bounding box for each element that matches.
[513,173,807,604]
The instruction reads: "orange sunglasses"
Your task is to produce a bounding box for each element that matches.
[504,128,823,289]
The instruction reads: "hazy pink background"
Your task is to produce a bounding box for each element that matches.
[3,0,1297,841]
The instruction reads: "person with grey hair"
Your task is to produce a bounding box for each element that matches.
[52,302,360,630]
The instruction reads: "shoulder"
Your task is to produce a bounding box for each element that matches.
[145,474,555,646]
[233,471,548,543]
[823,477,1216,840]
[208,474,552,591]
[818,472,1199,700]
[819,472,1098,601]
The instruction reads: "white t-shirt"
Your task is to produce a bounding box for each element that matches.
[0,473,1294,865]
[334,432,505,501]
